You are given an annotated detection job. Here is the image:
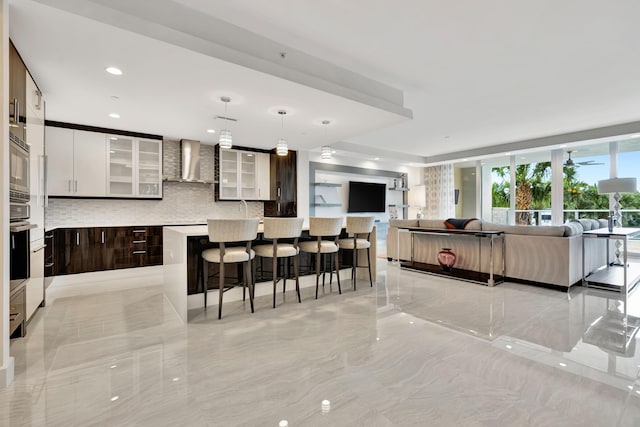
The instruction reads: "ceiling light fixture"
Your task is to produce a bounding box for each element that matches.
[109,113,120,118]
[206,129,216,134]
[276,110,288,156]
[106,66,122,75]
[219,97,232,149]
[321,120,332,160]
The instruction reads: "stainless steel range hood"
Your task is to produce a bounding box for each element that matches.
[180,139,201,181]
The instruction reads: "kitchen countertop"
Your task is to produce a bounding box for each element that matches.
[45,223,207,232]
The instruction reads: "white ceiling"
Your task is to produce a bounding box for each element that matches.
[10,0,640,161]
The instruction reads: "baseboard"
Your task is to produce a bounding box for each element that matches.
[0,357,15,388]
[506,277,577,292]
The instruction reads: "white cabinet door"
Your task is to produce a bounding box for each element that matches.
[74,130,107,196]
[46,126,74,196]
[256,152,271,201]
[26,73,45,240]
[239,151,258,200]
[107,135,135,196]
[136,139,162,197]
[219,148,239,199]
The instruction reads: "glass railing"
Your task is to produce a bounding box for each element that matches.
[491,208,640,227]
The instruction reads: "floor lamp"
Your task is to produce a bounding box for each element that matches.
[597,177,637,265]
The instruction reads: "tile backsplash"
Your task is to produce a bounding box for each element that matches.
[45,140,264,228]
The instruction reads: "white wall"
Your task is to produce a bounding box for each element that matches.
[1,0,15,389]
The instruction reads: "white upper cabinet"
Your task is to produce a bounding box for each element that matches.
[136,139,162,197]
[107,136,162,198]
[46,127,107,197]
[74,130,107,196]
[46,126,162,198]
[218,148,270,200]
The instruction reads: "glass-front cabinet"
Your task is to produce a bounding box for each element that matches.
[108,136,162,198]
[219,149,239,199]
[108,136,134,196]
[218,148,270,200]
[137,139,162,197]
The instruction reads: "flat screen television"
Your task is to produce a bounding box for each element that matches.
[348,181,386,213]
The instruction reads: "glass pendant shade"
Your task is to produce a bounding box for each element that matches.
[321,146,332,160]
[276,139,288,156]
[219,129,232,149]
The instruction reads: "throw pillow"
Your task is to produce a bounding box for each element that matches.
[444,218,479,230]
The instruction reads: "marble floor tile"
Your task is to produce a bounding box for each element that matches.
[2,261,640,426]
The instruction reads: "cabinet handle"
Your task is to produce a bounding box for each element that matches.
[68,180,71,192]
[101,231,105,244]
[277,187,281,198]
[133,250,146,254]
[44,155,49,207]
[74,180,78,192]
[11,235,15,250]
[45,234,54,239]
[35,90,42,110]
[76,232,80,246]
[32,245,46,253]
[133,240,146,244]
[132,230,146,233]
[45,263,54,268]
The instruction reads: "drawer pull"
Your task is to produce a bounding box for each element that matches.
[133,240,146,244]
[132,230,146,233]
[45,263,54,268]
[133,250,146,254]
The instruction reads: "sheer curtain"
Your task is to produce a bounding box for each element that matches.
[424,164,455,219]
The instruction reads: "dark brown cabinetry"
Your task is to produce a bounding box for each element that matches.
[47,225,163,276]
[9,40,27,141]
[264,150,297,217]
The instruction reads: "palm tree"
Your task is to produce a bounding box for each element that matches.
[492,163,551,224]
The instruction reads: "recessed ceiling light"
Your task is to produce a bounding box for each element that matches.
[206,129,216,134]
[331,150,336,154]
[374,157,380,160]
[109,113,120,118]
[106,67,122,75]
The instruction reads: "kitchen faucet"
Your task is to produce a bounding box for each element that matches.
[240,199,248,218]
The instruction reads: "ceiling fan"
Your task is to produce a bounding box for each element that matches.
[564,150,604,167]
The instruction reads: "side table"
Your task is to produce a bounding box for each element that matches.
[582,227,640,296]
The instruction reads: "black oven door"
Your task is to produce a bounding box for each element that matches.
[10,229,31,282]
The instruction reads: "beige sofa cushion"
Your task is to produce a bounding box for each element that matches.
[389,219,419,228]
[418,219,448,229]
[482,223,566,237]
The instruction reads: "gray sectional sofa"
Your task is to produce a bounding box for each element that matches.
[387,218,608,289]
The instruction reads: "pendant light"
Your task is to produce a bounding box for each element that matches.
[219,97,232,149]
[321,120,332,160]
[276,110,288,156]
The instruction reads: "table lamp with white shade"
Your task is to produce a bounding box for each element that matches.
[597,177,638,227]
[408,185,426,219]
[597,177,637,266]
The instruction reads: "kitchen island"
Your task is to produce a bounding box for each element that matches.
[163,224,376,322]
